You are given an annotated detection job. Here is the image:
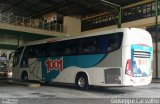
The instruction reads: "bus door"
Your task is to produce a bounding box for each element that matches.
[21,46,42,81]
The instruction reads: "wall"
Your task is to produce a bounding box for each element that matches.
[63,16,81,36]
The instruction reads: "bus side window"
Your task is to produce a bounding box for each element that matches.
[27,46,39,58]
[62,39,78,56]
[97,35,108,53]
[107,39,115,52]
[64,41,72,55]
[47,43,57,56]
[35,44,48,57]
[79,37,96,54]
[108,33,122,51]
[56,41,64,56]
[97,33,123,53]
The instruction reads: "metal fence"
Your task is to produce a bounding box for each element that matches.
[81,1,157,31]
[0,13,63,32]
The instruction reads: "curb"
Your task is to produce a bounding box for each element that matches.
[151,80,160,83]
[7,80,41,87]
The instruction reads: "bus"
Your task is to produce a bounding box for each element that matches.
[12,28,153,90]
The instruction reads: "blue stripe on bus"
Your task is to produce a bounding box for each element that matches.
[63,54,107,68]
[41,54,107,81]
[131,45,152,52]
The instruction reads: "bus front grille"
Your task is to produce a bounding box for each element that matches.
[104,68,121,84]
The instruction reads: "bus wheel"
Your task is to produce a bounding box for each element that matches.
[44,81,50,85]
[21,72,28,82]
[75,74,89,90]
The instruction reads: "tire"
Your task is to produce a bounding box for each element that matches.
[44,81,50,85]
[75,74,89,90]
[21,72,28,82]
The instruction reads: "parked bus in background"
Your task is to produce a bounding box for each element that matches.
[12,28,153,90]
[0,52,13,79]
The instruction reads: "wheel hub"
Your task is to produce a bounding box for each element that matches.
[78,77,85,88]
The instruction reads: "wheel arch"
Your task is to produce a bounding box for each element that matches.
[21,70,28,80]
[75,71,90,85]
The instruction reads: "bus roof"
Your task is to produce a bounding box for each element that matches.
[18,28,145,48]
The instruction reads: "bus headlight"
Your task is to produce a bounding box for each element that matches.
[7,72,12,78]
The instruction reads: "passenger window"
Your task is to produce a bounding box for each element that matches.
[97,32,123,53]
[97,35,108,53]
[79,37,96,54]
[47,43,58,56]
[63,40,78,55]
[56,42,63,56]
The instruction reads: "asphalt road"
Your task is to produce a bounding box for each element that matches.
[0,80,160,104]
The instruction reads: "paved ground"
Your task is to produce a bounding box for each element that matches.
[0,80,160,104]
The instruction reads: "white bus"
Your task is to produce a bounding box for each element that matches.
[12,28,153,90]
